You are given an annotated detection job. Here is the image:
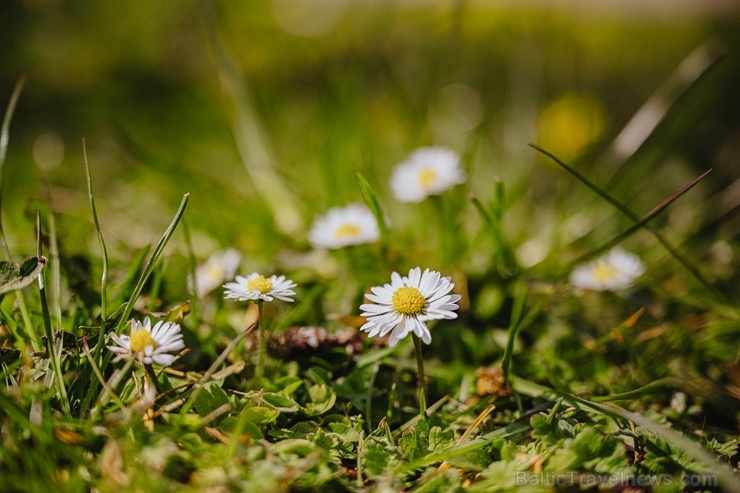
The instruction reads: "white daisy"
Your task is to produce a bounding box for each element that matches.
[189,248,241,298]
[359,267,461,347]
[223,272,297,303]
[107,317,185,367]
[308,204,380,249]
[390,147,466,203]
[569,247,646,291]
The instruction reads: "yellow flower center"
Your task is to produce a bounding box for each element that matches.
[247,275,273,294]
[335,223,362,238]
[417,168,438,189]
[130,328,156,353]
[592,262,618,283]
[391,286,426,316]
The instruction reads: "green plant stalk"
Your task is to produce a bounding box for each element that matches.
[144,363,164,396]
[84,139,110,363]
[17,291,41,352]
[256,300,266,384]
[356,430,365,486]
[0,77,24,253]
[412,334,427,419]
[36,213,70,416]
[501,283,529,384]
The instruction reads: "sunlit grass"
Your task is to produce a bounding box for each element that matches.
[1,3,739,492]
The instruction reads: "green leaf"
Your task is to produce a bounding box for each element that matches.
[194,382,230,418]
[363,439,400,477]
[0,256,46,295]
[304,384,336,416]
[262,392,301,413]
[546,447,581,471]
[242,406,280,425]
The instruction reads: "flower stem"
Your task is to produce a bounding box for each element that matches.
[412,334,427,419]
[256,300,266,384]
[144,363,164,395]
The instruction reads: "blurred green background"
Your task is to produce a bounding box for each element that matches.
[1,0,739,290]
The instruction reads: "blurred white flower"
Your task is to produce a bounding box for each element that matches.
[390,147,466,203]
[569,247,646,291]
[189,248,241,298]
[308,204,380,249]
[224,273,296,303]
[360,267,461,347]
[107,318,185,367]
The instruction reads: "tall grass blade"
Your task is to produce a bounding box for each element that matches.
[83,139,110,362]
[567,168,713,267]
[601,38,726,171]
[470,192,517,276]
[501,282,529,384]
[201,5,302,235]
[0,77,25,255]
[113,193,189,336]
[35,212,70,416]
[355,171,390,251]
[530,144,717,294]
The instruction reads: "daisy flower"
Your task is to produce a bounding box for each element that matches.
[189,248,241,298]
[308,204,380,249]
[569,247,646,291]
[223,272,296,303]
[107,318,185,367]
[390,147,466,203]
[360,267,461,347]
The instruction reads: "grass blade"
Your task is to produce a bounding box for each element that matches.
[355,171,390,251]
[530,144,717,294]
[501,282,530,384]
[114,193,189,336]
[201,4,302,235]
[566,168,713,268]
[0,77,25,255]
[36,211,70,416]
[83,139,111,362]
[470,191,517,276]
[601,38,726,170]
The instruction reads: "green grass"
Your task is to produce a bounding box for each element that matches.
[1,3,739,492]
